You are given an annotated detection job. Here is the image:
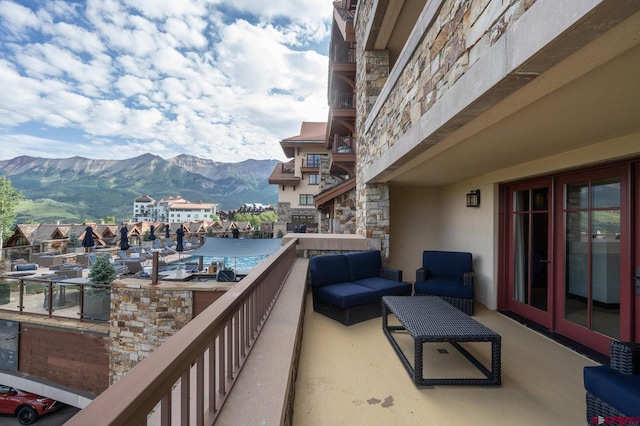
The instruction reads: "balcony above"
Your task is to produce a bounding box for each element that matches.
[330,135,356,176]
[268,161,300,186]
[300,158,320,174]
[333,0,356,42]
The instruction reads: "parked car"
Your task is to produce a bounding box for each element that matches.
[0,385,61,425]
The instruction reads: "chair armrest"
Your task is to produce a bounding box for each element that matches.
[610,341,640,375]
[463,271,475,286]
[416,267,428,282]
[380,268,403,282]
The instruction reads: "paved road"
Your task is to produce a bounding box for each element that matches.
[0,405,80,425]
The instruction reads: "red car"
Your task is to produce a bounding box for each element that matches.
[0,385,61,425]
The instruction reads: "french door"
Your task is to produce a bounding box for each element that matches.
[505,163,637,354]
[555,166,630,354]
[507,179,553,328]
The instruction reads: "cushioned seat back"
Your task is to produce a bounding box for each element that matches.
[310,255,350,287]
[423,251,472,282]
[346,250,382,281]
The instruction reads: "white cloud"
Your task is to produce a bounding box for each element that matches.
[0,0,331,162]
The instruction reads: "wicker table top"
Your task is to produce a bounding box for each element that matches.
[382,295,499,340]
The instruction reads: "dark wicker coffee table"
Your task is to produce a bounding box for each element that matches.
[382,295,501,387]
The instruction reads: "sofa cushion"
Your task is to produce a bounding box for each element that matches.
[346,251,382,282]
[354,277,412,297]
[414,278,473,299]
[423,251,472,282]
[584,365,640,416]
[310,255,350,288]
[314,283,379,309]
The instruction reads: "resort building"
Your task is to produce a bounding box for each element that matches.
[132,195,217,224]
[313,0,358,234]
[269,122,330,234]
[354,0,640,355]
[3,2,639,424]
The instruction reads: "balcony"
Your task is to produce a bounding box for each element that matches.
[300,158,321,174]
[330,135,356,176]
[64,235,599,425]
[331,92,355,110]
[268,161,300,186]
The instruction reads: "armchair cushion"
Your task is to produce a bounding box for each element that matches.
[415,278,473,299]
[422,250,472,281]
[583,365,640,416]
[355,277,412,297]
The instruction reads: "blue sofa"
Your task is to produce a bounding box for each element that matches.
[583,341,640,422]
[414,250,475,315]
[310,250,412,325]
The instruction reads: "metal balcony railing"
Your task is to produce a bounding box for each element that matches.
[302,158,321,168]
[66,239,299,425]
[332,92,355,109]
[332,44,356,63]
[332,135,356,154]
[281,164,295,173]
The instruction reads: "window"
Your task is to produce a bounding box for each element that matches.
[292,215,315,224]
[309,174,319,185]
[307,154,322,168]
[299,194,314,205]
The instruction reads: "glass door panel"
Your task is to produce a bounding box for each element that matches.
[510,182,551,324]
[562,178,621,340]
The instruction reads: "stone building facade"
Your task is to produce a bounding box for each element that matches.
[353,0,640,355]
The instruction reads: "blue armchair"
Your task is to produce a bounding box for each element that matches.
[414,251,474,315]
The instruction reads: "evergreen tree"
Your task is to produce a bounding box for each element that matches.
[0,177,23,260]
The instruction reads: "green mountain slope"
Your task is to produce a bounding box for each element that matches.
[0,154,279,224]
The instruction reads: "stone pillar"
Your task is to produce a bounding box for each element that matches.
[109,284,193,384]
[355,21,391,257]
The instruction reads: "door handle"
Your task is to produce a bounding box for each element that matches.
[539,260,551,263]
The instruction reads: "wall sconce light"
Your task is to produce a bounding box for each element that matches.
[466,189,481,207]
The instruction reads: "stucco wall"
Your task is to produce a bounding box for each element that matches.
[388,135,640,309]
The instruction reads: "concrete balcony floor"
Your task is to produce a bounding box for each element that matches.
[294,296,597,426]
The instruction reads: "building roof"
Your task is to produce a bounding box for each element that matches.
[135,194,154,203]
[280,122,327,158]
[168,202,213,210]
[268,160,300,185]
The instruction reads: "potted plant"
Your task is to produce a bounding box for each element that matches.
[85,255,116,320]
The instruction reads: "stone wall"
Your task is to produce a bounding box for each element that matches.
[110,284,192,384]
[354,0,537,257]
[355,27,391,249]
[358,0,537,168]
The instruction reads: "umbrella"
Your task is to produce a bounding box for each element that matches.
[175,226,184,253]
[149,225,156,241]
[81,226,95,252]
[120,225,130,250]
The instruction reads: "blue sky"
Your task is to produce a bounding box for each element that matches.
[0,0,332,162]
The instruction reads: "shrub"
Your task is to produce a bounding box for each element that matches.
[68,233,81,248]
[89,255,117,285]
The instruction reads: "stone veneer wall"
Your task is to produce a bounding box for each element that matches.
[355,17,391,254]
[110,285,193,384]
[358,0,537,164]
[319,154,357,234]
[354,0,536,257]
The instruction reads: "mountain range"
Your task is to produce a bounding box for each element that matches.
[0,154,280,224]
